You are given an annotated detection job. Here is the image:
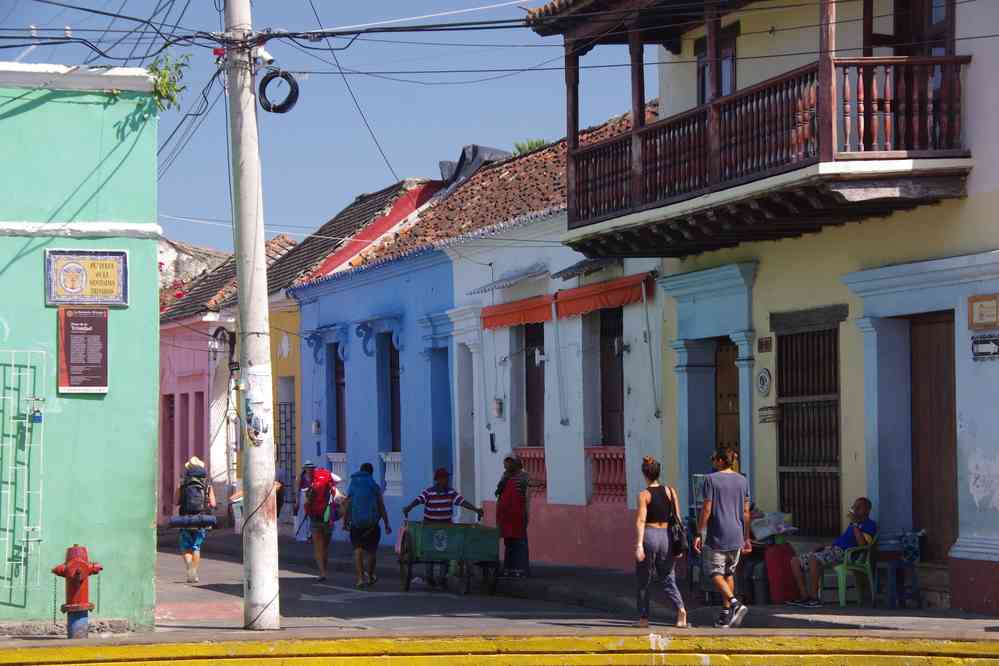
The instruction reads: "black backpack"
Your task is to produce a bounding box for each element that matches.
[179,467,209,516]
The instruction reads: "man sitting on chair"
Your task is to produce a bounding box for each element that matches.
[788,497,877,607]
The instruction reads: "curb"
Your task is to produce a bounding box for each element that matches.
[3,634,999,665]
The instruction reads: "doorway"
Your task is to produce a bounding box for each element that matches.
[909,310,957,562]
[715,337,740,457]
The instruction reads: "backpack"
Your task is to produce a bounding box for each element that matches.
[305,468,333,520]
[347,472,379,528]
[179,466,209,516]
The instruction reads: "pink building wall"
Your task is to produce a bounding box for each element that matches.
[159,319,214,525]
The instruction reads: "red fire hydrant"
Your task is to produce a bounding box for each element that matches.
[52,545,102,639]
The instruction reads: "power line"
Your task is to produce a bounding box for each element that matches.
[29,0,200,35]
[159,85,225,181]
[158,67,222,156]
[306,0,400,182]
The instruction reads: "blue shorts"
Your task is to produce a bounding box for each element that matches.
[179,528,207,552]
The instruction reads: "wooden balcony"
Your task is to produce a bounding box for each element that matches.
[567,56,973,258]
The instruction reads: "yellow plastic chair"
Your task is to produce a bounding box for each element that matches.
[834,532,879,607]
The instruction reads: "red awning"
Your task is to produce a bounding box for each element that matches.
[555,273,653,319]
[481,294,554,330]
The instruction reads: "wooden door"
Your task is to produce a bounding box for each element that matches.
[599,308,625,446]
[909,310,957,562]
[524,323,546,448]
[715,338,740,455]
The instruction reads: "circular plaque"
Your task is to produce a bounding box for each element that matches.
[756,368,772,396]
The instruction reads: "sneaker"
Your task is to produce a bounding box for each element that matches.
[804,598,822,608]
[786,598,810,607]
[713,609,731,628]
[186,570,197,584]
[728,600,749,628]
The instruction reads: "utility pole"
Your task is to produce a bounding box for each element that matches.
[223,0,280,630]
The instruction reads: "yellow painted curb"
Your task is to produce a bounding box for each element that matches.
[2,635,998,665]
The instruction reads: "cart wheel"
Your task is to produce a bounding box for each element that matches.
[399,532,413,592]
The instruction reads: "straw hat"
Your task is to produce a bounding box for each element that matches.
[184,456,205,470]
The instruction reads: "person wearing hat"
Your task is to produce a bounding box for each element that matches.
[403,468,483,588]
[293,462,316,544]
[496,454,532,578]
[174,457,216,584]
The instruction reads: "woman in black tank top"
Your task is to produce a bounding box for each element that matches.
[634,456,687,628]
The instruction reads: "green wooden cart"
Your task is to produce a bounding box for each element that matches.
[398,521,500,595]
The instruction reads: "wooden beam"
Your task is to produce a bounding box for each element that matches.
[629,26,645,208]
[565,40,579,224]
[706,4,721,184]
[862,0,873,57]
[817,0,836,161]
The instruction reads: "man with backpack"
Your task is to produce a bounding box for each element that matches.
[303,466,343,582]
[174,457,216,584]
[343,463,391,589]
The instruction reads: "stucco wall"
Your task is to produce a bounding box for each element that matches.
[296,252,455,532]
[448,215,663,519]
[0,81,158,627]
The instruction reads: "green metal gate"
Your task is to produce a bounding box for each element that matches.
[0,350,46,606]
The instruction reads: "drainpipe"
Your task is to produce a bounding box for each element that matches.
[550,300,569,426]
[641,283,661,419]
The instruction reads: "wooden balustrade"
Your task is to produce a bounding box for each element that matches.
[639,108,709,206]
[573,134,632,223]
[717,63,819,183]
[514,446,547,497]
[585,446,627,503]
[835,56,971,157]
[568,56,971,228]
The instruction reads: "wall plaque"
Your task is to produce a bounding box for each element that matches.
[58,308,109,394]
[969,294,999,331]
[972,334,999,362]
[45,250,128,307]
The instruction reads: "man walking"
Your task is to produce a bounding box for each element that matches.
[403,468,483,588]
[175,456,216,584]
[693,447,751,628]
[495,454,531,577]
[343,463,391,588]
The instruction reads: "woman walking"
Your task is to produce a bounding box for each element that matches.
[635,456,687,628]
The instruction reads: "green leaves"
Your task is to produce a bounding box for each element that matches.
[513,138,548,155]
[147,53,191,112]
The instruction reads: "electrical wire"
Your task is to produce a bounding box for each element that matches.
[305,0,400,182]
[158,85,225,180]
[28,0,201,35]
[158,67,223,156]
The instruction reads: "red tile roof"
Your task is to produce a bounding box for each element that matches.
[160,234,297,323]
[526,0,597,25]
[344,104,656,271]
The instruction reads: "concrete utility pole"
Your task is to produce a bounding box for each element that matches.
[223,0,280,630]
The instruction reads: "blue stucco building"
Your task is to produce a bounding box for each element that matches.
[291,250,456,531]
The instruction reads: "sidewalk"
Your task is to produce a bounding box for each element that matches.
[157,528,999,634]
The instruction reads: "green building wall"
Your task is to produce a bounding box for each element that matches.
[0,83,159,628]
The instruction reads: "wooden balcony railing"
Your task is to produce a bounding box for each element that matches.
[585,446,627,503]
[514,446,547,497]
[569,55,971,228]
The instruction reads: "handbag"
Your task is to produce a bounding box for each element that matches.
[666,487,688,556]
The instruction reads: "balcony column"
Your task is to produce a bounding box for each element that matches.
[818,0,837,160]
[565,39,579,224]
[628,27,645,206]
[706,4,721,183]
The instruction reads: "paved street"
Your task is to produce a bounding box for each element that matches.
[153,547,999,639]
[155,549,633,636]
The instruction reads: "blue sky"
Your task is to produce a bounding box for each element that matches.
[3,1,656,251]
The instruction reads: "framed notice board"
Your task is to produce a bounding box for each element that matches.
[45,249,128,307]
[58,308,109,394]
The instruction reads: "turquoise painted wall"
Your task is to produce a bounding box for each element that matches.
[0,85,158,627]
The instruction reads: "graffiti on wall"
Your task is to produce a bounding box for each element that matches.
[968,448,999,511]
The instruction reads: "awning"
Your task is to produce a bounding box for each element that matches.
[551,257,618,281]
[555,272,654,319]
[467,263,548,295]
[482,294,554,330]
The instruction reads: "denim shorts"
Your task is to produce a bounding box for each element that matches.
[703,547,741,578]
[179,528,207,552]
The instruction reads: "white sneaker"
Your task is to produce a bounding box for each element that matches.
[187,570,198,584]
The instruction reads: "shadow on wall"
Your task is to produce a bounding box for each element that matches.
[0,97,151,279]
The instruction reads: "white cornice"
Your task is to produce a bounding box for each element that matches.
[658,262,757,300]
[0,221,161,239]
[843,249,999,296]
[0,63,154,93]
